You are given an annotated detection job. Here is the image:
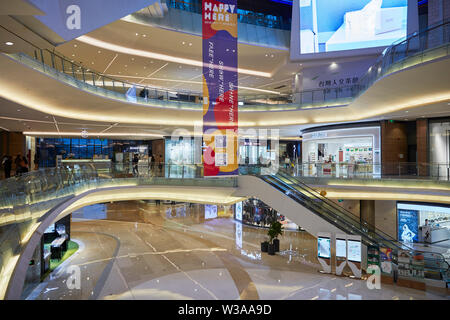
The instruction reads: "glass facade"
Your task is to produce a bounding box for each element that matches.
[37,138,153,167]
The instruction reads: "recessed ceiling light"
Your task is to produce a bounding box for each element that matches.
[91,62,94,64]
[125,64,127,67]
[135,33,139,36]
[17,109,21,112]
[189,43,192,46]
[270,54,274,57]
[143,34,147,37]
[143,66,146,69]
[97,50,101,53]
[72,54,75,57]
[182,41,186,45]
[74,44,77,47]
[131,57,135,61]
[5,42,13,46]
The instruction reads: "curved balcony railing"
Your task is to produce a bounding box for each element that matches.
[1,20,448,113]
[0,163,449,299]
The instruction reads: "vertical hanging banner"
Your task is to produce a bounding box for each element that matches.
[202,0,239,177]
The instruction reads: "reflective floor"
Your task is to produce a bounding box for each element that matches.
[26,201,449,300]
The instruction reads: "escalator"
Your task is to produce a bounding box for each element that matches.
[237,169,450,283]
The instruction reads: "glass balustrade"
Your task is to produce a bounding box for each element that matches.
[2,21,448,112]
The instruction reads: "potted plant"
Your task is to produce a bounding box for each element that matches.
[261,239,269,252]
[268,221,283,254]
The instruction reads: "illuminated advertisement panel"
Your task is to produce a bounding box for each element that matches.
[317,236,331,259]
[347,240,361,262]
[299,0,407,54]
[205,204,218,219]
[235,201,243,221]
[336,238,347,258]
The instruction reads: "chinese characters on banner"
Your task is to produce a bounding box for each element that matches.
[202,0,238,177]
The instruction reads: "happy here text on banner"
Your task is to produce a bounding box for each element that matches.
[202,0,238,177]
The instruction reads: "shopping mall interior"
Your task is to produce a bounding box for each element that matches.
[0,0,449,306]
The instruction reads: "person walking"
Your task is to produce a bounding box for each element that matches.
[132,153,139,176]
[2,155,12,179]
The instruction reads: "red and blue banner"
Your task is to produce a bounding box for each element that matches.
[202,0,239,177]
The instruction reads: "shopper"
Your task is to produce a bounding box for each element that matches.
[34,153,40,170]
[2,155,12,179]
[132,153,139,176]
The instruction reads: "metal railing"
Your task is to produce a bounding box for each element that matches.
[2,20,449,112]
[282,161,450,181]
[0,163,448,299]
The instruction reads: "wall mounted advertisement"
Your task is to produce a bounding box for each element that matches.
[397,250,412,277]
[205,204,218,219]
[397,207,419,243]
[379,247,393,275]
[202,0,239,177]
[367,245,380,268]
[317,232,332,273]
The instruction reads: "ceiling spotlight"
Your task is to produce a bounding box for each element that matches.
[125,64,127,67]
[270,54,274,58]
[91,62,94,64]
[17,109,21,112]
[5,42,13,46]
[135,33,139,36]
[143,34,147,37]
[131,57,135,61]
[182,41,186,45]
[74,44,77,47]
[72,54,75,57]
[97,50,101,53]
[188,43,192,46]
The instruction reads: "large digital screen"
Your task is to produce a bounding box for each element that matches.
[397,207,419,243]
[347,240,361,262]
[205,205,218,220]
[336,239,347,258]
[318,236,331,259]
[299,0,408,54]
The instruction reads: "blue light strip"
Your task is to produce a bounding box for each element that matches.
[270,0,293,5]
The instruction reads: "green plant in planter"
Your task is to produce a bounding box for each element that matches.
[267,221,283,254]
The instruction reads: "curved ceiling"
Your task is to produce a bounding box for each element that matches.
[0,52,449,138]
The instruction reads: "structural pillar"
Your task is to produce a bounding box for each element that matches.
[360,200,375,233]
[416,118,429,176]
[380,120,408,176]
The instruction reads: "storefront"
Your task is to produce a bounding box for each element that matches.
[397,202,450,245]
[301,126,381,176]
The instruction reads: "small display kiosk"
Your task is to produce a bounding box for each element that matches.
[335,234,347,276]
[317,232,332,273]
[346,235,362,278]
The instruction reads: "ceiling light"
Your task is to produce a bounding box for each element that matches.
[5,42,13,46]
[74,44,77,47]
[97,50,101,53]
[91,62,94,64]
[135,33,139,36]
[17,109,21,112]
[77,36,271,77]
[72,54,75,57]
[131,58,135,61]
[182,41,186,45]
[125,64,127,67]
[189,43,192,46]
[143,34,147,37]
